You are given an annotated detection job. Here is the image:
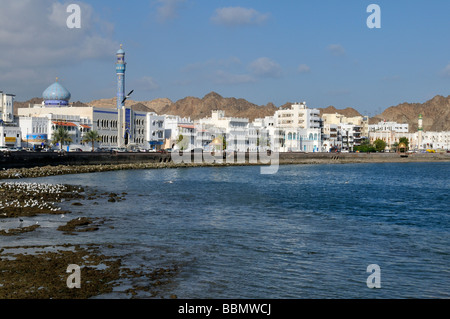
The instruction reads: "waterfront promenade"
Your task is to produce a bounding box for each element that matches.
[1,151,449,179]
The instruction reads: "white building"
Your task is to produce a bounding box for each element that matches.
[275,102,321,130]
[251,116,276,152]
[369,130,450,151]
[18,116,50,149]
[274,102,322,152]
[146,113,165,150]
[322,123,341,152]
[0,90,22,148]
[0,91,15,124]
[421,131,450,150]
[339,123,363,151]
[369,121,409,133]
[0,126,22,148]
[163,115,194,150]
[197,110,249,152]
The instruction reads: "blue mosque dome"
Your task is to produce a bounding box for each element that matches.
[43,78,71,106]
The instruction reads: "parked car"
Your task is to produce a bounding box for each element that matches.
[0,146,9,152]
[111,148,127,152]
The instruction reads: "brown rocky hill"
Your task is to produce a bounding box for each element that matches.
[88,92,276,120]
[89,97,134,108]
[370,95,450,132]
[318,105,362,117]
[129,103,156,113]
[13,93,449,132]
[89,97,171,114]
[159,92,278,121]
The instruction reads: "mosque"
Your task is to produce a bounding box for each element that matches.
[42,78,71,106]
[17,45,153,150]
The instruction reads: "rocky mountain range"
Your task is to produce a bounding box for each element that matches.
[369,95,450,132]
[14,92,449,132]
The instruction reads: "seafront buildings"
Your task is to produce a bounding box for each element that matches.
[2,46,449,152]
[0,90,22,148]
[273,102,322,152]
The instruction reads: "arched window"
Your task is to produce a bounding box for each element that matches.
[288,133,292,140]
[293,133,296,140]
[314,133,318,140]
[309,133,313,140]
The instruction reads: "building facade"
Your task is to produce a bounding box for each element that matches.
[0,90,21,148]
[274,102,322,152]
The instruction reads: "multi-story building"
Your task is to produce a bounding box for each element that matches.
[275,102,321,129]
[1,91,15,124]
[252,116,277,152]
[146,113,165,150]
[163,115,194,150]
[198,110,249,152]
[322,123,341,152]
[18,116,49,149]
[274,102,322,152]
[0,125,22,148]
[321,112,369,151]
[0,90,22,148]
[421,131,450,150]
[369,121,409,133]
[340,123,362,151]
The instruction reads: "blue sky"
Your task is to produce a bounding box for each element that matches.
[1,0,449,115]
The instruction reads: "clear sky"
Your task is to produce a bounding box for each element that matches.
[0,0,449,116]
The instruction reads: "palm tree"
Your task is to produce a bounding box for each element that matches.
[52,127,73,150]
[82,130,101,152]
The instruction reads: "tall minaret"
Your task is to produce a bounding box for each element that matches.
[418,114,423,150]
[116,44,126,147]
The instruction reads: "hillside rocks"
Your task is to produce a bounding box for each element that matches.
[159,91,278,121]
[14,93,450,131]
[371,95,450,132]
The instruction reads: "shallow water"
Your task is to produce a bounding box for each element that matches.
[2,162,449,298]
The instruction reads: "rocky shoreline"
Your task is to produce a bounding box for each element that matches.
[1,153,449,180]
[1,152,449,180]
[0,181,180,299]
[0,161,255,180]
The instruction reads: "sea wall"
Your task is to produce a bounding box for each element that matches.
[278,152,450,164]
[1,151,449,170]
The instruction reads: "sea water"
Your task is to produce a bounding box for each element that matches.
[2,162,449,298]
